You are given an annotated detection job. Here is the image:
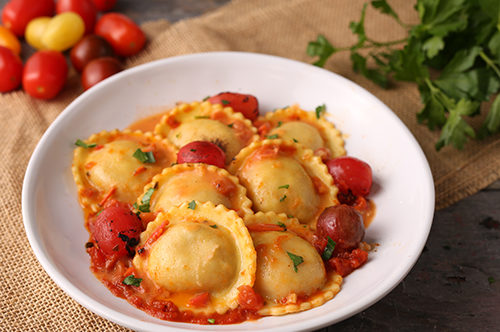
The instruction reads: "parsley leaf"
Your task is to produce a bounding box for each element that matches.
[208,318,215,324]
[278,184,289,189]
[371,0,400,21]
[287,251,304,272]
[135,187,155,212]
[306,34,337,67]
[279,195,287,202]
[315,104,326,118]
[188,200,196,210]
[277,222,287,231]
[123,275,142,287]
[267,134,279,139]
[75,139,97,148]
[435,98,478,150]
[133,148,156,163]
[221,99,230,105]
[322,237,336,260]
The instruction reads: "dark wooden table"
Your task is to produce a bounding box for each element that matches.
[3,0,499,330]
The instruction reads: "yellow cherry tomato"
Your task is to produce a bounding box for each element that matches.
[25,17,51,50]
[41,12,85,52]
[0,26,21,55]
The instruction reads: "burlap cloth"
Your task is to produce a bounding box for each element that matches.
[1,0,499,330]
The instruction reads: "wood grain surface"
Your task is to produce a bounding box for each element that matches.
[1,0,498,331]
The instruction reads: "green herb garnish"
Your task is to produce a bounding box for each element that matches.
[203,96,210,101]
[75,139,96,148]
[488,277,496,284]
[133,148,156,163]
[221,99,230,105]
[195,115,210,119]
[267,134,279,139]
[278,184,289,189]
[292,138,299,143]
[135,187,155,212]
[307,0,500,150]
[277,121,283,127]
[280,195,287,202]
[315,104,326,119]
[228,123,234,128]
[209,224,218,229]
[287,251,304,272]
[207,318,215,324]
[322,237,336,260]
[123,275,142,287]
[188,200,196,210]
[277,222,287,231]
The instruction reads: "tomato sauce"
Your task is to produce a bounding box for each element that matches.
[128,112,168,132]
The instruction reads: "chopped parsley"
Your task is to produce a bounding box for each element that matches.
[195,115,210,119]
[267,134,279,139]
[322,237,336,260]
[280,195,287,202]
[277,121,283,127]
[287,214,294,218]
[123,275,142,287]
[209,224,218,229]
[207,318,215,324]
[488,277,496,285]
[75,139,96,148]
[133,148,156,163]
[277,222,287,231]
[221,99,230,105]
[227,123,234,128]
[315,104,326,119]
[190,149,197,152]
[278,184,289,189]
[134,187,155,212]
[202,96,210,101]
[292,138,299,143]
[287,251,304,272]
[188,200,196,210]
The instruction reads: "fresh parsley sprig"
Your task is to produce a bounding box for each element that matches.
[307,0,500,150]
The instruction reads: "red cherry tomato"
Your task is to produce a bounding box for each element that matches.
[81,56,122,90]
[0,46,22,92]
[207,92,259,121]
[95,13,145,56]
[316,205,365,252]
[90,201,142,257]
[23,50,68,100]
[92,0,116,11]
[56,0,97,35]
[70,34,114,72]
[326,156,372,197]
[177,141,226,168]
[1,0,55,36]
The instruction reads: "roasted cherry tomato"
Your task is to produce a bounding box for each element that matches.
[70,34,114,72]
[95,13,145,56]
[90,201,142,257]
[0,46,22,92]
[92,0,117,11]
[56,0,97,35]
[316,205,365,252]
[41,12,85,51]
[23,50,68,99]
[1,0,54,37]
[177,141,226,168]
[25,16,51,50]
[0,26,20,55]
[326,156,372,197]
[208,92,259,121]
[81,56,122,90]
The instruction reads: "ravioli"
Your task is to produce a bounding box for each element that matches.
[154,101,258,163]
[137,163,253,218]
[132,201,256,315]
[228,139,338,227]
[245,212,342,316]
[72,129,177,212]
[257,105,345,159]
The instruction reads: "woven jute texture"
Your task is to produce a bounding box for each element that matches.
[1,0,499,330]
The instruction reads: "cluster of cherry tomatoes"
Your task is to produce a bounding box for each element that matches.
[0,0,145,99]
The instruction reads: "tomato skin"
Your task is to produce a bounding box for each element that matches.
[316,205,365,252]
[237,285,264,310]
[0,46,22,92]
[326,156,372,197]
[208,92,259,121]
[23,50,68,99]
[1,0,55,37]
[0,26,20,55]
[81,56,122,90]
[70,34,114,72]
[56,0,97,35]
[25,16,51,50]
[90,202,142,257]
[177,141,226,168]
[92,0,116,11]
[41,12,85,51]
[95,13,145,56]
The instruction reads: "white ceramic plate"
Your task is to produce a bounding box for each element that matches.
[22,52,434,331]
